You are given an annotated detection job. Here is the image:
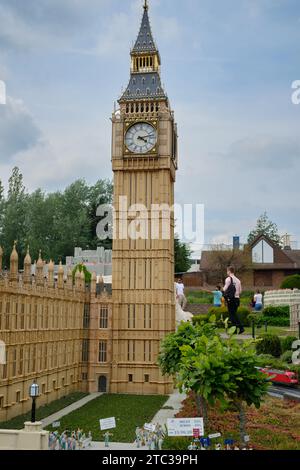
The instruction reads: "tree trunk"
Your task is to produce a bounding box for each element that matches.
[196,394,208,429]
[236,401,247,446]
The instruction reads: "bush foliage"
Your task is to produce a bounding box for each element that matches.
[255,334,282,358]
[208,306,251,327]
[281,274,300,290]
[281,336,298,353]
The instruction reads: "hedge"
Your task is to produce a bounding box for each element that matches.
[281,274,300,289]
[255,334,282,358]
[208,306,251,327]
[281,336,298,353]
[260,316,290,327]
[262,305,290,318]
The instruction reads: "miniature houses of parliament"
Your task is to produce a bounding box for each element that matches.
[0,1,178,421]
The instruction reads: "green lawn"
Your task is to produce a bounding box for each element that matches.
[186,290,254,307]
[45,394,168,442]
[217,326,294,338]
[0,392,88,429]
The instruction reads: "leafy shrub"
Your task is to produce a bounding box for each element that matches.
[248,313,263,326]
[280,351,293,364]
[262,306,290,318]
[260,316,290,327]
[192,314,209,325]
[281,274,300,290]
[256,354,288,369]
[281,336,298,353]
[256,334,282,358]
[208,306,251,327]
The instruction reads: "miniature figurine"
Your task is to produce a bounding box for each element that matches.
[103,431,112,448]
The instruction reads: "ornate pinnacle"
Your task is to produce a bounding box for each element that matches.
[144,0,148,11]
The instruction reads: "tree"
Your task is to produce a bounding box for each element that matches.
[87,179,113,250]
[158,320,269,442]
[158,320,218,426]
[1,167,28,266]
[225,337,269,445]
[203,245,252,284]
[248,212,281,246]
[175,238,192,273]
[0,170,114,266]
[178,331,234,428]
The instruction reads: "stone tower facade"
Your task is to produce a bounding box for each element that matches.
[110,1,178,394]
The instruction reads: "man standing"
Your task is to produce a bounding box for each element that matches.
[223,266,244,334]
[176,278,187,311]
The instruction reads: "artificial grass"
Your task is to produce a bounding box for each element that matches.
[0,392,88,429]
[45,394,168,442]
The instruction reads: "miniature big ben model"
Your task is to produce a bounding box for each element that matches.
[110,0,178,394]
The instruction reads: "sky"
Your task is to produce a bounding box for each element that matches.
[0,0,300,255]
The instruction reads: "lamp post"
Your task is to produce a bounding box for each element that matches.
[29,382,39,423]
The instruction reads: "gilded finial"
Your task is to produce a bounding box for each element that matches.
[144,0,148,11]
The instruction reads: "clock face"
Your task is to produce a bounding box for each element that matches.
[125,122,157,154]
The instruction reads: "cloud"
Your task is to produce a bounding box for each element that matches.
[0,97,42,160]
[227,136,300,170]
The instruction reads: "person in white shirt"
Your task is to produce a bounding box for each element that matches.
[223,266,244,334]
[176,279,187,311]
[254,290,263,311]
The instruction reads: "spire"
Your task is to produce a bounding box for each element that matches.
[120,1,167,103]
[132,1,157,54]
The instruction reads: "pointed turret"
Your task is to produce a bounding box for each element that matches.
[47,259,54,287]
[36,250,44,286]
[23,246,32,284]
[9,242,18,282]
[120,0,167,103]
[132,1,157,54]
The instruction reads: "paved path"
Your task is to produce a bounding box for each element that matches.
[150,391,186,426]
[42,392,102,427]
[221,333,253,340]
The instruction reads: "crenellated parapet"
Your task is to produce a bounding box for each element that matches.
[0,244,87,300]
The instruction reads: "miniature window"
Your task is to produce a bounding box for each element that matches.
[252,240,274,264]
[128,374,133,382]
[144,375,150,383]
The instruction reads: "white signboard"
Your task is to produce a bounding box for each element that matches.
[52,422,61,428]
[167,418,204,437]
[144,423,156,432]
[209,433,221,439]
[99,417,116,431]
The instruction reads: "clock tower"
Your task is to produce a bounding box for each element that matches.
[110,0,178,395]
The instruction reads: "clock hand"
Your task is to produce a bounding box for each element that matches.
[137,136,148,143]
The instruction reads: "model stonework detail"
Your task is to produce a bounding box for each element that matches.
[0,2,177,421]
[110,1,177,394]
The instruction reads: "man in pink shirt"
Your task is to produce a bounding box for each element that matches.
[223,266,244,334]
